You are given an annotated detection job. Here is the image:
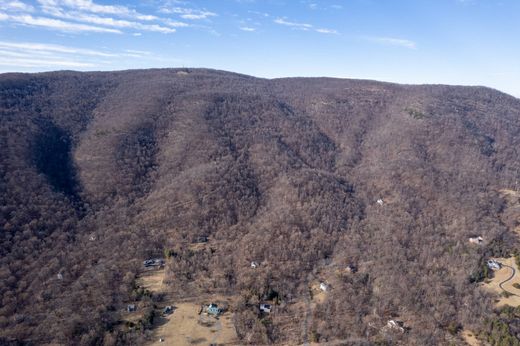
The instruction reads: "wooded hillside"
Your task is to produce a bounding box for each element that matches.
[1,69,520,345]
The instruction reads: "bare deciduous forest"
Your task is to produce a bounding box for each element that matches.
[1,68,520,345]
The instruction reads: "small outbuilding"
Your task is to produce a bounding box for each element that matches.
[386,320,405,333]
[163,306,174,315]
[143,258,165,268]
[319,282,329,292]
[127,304,136,312]
[346,264,358,273]
[377,199,384,206]
[196,236,208,243]
[259,303,272,313]
[469,236,484,245]
[206,303,221,316]
[251,261,259,269]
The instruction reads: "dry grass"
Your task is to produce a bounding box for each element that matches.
[150,302,238,345]
[138,268,166,293]
[461,329,480,346]
[137,267,238,345]
[310,282,327,304]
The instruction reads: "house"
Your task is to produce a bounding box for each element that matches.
[57,273,63,280]
[127,304,136,312]
[487,259,501,270]
[386,320,405,333]
[346,264,358,273]
[163,306,173,315]
[206,303,221,316]
[196,236,208,243]
[251,261,259,269]
[469,236,484,244]
[319,282,329,292]
[377,199,384,206]
[143,258,165,268]
[259,303,272,313]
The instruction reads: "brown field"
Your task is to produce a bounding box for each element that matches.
[137,267,238,345]
[150,302,238,346]
[461,330,480,346]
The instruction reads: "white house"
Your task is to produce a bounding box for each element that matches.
[259,303,272,313]
[469,236,483,244]
[487,259,501,270]
[386,320,405,333]
[377,199,384,206]
[251,261,259,269]
[319,282,329,292]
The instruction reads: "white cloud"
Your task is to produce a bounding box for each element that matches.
[274,17,337,34]
[0,56,95,67]
[0,0,34,12]
[0,13,122,32]
[316,28,338,34]
[161,6,216,20]
[274,17,312,30]
[239,26,255,32]
[37,0,156,20]
[0,41,118,56]
[367,36,417,49]
[0,40,163,71]
[41,7,176,33]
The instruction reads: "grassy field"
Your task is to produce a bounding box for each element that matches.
[137,267,238,345]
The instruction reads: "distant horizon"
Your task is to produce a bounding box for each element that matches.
[1,0,519,97]
[2,66,517,99]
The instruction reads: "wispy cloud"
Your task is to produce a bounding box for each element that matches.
[0,0,34,12]
[0,0,190,34]
[274,17,338,34]
[274,17,312,30]
[37,0,156,20]
[39,6,177,33]
[0,41,117,56]
[0,40,159,70]
[239,26,255,32]
[0,13,123,32]
[315,28,338,34]
[160,6,216,20]
[366,36,417,49]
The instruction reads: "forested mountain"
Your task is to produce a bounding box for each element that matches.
[1,68,520,345]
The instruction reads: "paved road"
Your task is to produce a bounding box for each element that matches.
[498,264,518,297]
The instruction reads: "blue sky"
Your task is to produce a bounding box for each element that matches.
[0,0,519,97]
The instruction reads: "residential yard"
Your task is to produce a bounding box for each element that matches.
[136,266,238,345]
[150,302,238,345]
[482,257,520,307]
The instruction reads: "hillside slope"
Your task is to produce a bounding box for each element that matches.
[1,69,520,345]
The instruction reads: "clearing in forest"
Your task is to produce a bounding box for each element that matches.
[150,301,238,346]
[137,267,238,345]
[461,329,480,346]
[482,257,520,307]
